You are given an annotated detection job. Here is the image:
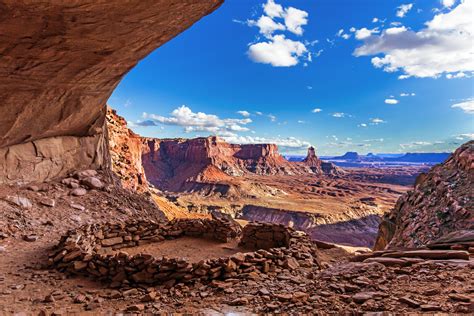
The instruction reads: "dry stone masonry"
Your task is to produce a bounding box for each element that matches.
[49,219,320,287]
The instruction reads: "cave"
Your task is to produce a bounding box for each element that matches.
[0,0,223,184]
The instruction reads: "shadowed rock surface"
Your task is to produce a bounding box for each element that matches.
[374,141,474,250]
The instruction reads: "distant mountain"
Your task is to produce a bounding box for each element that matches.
[323,150,451,168]
[331,151,361,160]
[387,152,450,163]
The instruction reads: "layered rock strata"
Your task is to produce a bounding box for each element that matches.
[142,136,341,191]
[374,141,473,250]
[49,219,320,287]
[0,0,223,183]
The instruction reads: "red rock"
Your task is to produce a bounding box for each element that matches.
[398,296,420,308]
[363,257,408,266]
[375,141,473,250]
[382,250,469,260]
[0,0,224,184]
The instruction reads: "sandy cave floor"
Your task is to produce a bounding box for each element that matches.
[112,237,246,263]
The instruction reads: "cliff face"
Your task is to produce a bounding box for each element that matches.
[141,137,342,192]
[0,0,222,184]
[374,141,474,250]
[142,137,299,191]
[106,108,148,193]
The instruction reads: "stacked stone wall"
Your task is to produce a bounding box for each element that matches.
[49,219,320,287]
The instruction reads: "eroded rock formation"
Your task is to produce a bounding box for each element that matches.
[0,0,223,183]
[374,141,474,250]
[107,108,147,192]
[303,146,343,176]
[141,137,341,192]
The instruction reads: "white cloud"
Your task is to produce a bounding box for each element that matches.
[243,0,312,67]
[223,135,311,150]
[332,112,347,118]
[237,110,251,117]
[284,7,308,36]
[441,0,456,8]
[354,1,474,79]
[312,108,322,113]
[370,118,386,124]
[400,92,416,97]
[248,34,308,67]
[446,72,472,79]
[142,105,252,135]
[268,114,277,121]
[372,17,379,23]
[336,29,351,40]
[385,98,399,104]
[297,120,305,124]
[355,27,379,40]
[358,123,368,127]
[385,26,408,35]
[364,138,384,142]
[263,0,284,18]
[400,141,432,149]
[248,15,286,38]
[451,99,474,114]
[396,4,414,18]
[307,85,313,90]
[455,133,474,140]
[255,111,263,115]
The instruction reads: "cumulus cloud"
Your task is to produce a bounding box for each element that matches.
[354,1,474,79]
[355,27,379,40]
[312,108,322,113]
[142,105,252,135]
[268,114,277,122]
[223,135,311,151]
[237,110,251,117]
[446,72,472,79]
[284,7,308,35]
[247,15,286,38]
[358,123,368,128]
[441,0,456,8]
[451,99,474,114]
[400,92,416,97]
[385,98,399,104]
[248,34,308,67]
[396,4,414,18]
[263,0,284,18]
[242,0,312,67]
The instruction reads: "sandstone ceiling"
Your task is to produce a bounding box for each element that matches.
[0,0,223,148]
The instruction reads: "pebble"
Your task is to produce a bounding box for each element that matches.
[71,188,87,196]
[23,235,38,242]
[40,198,55,207]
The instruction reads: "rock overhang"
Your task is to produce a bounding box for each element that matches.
[0,0,223,183]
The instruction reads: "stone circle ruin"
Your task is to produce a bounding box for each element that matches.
[49,216,321,287]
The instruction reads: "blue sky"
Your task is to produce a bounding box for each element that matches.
[109,0,473,155]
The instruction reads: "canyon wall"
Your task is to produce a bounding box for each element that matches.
[0,0,223,184]
[240,205,383,247]
[374,141,473,250]
[141,137,341,192]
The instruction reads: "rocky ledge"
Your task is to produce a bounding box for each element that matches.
[49,218,320,288]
